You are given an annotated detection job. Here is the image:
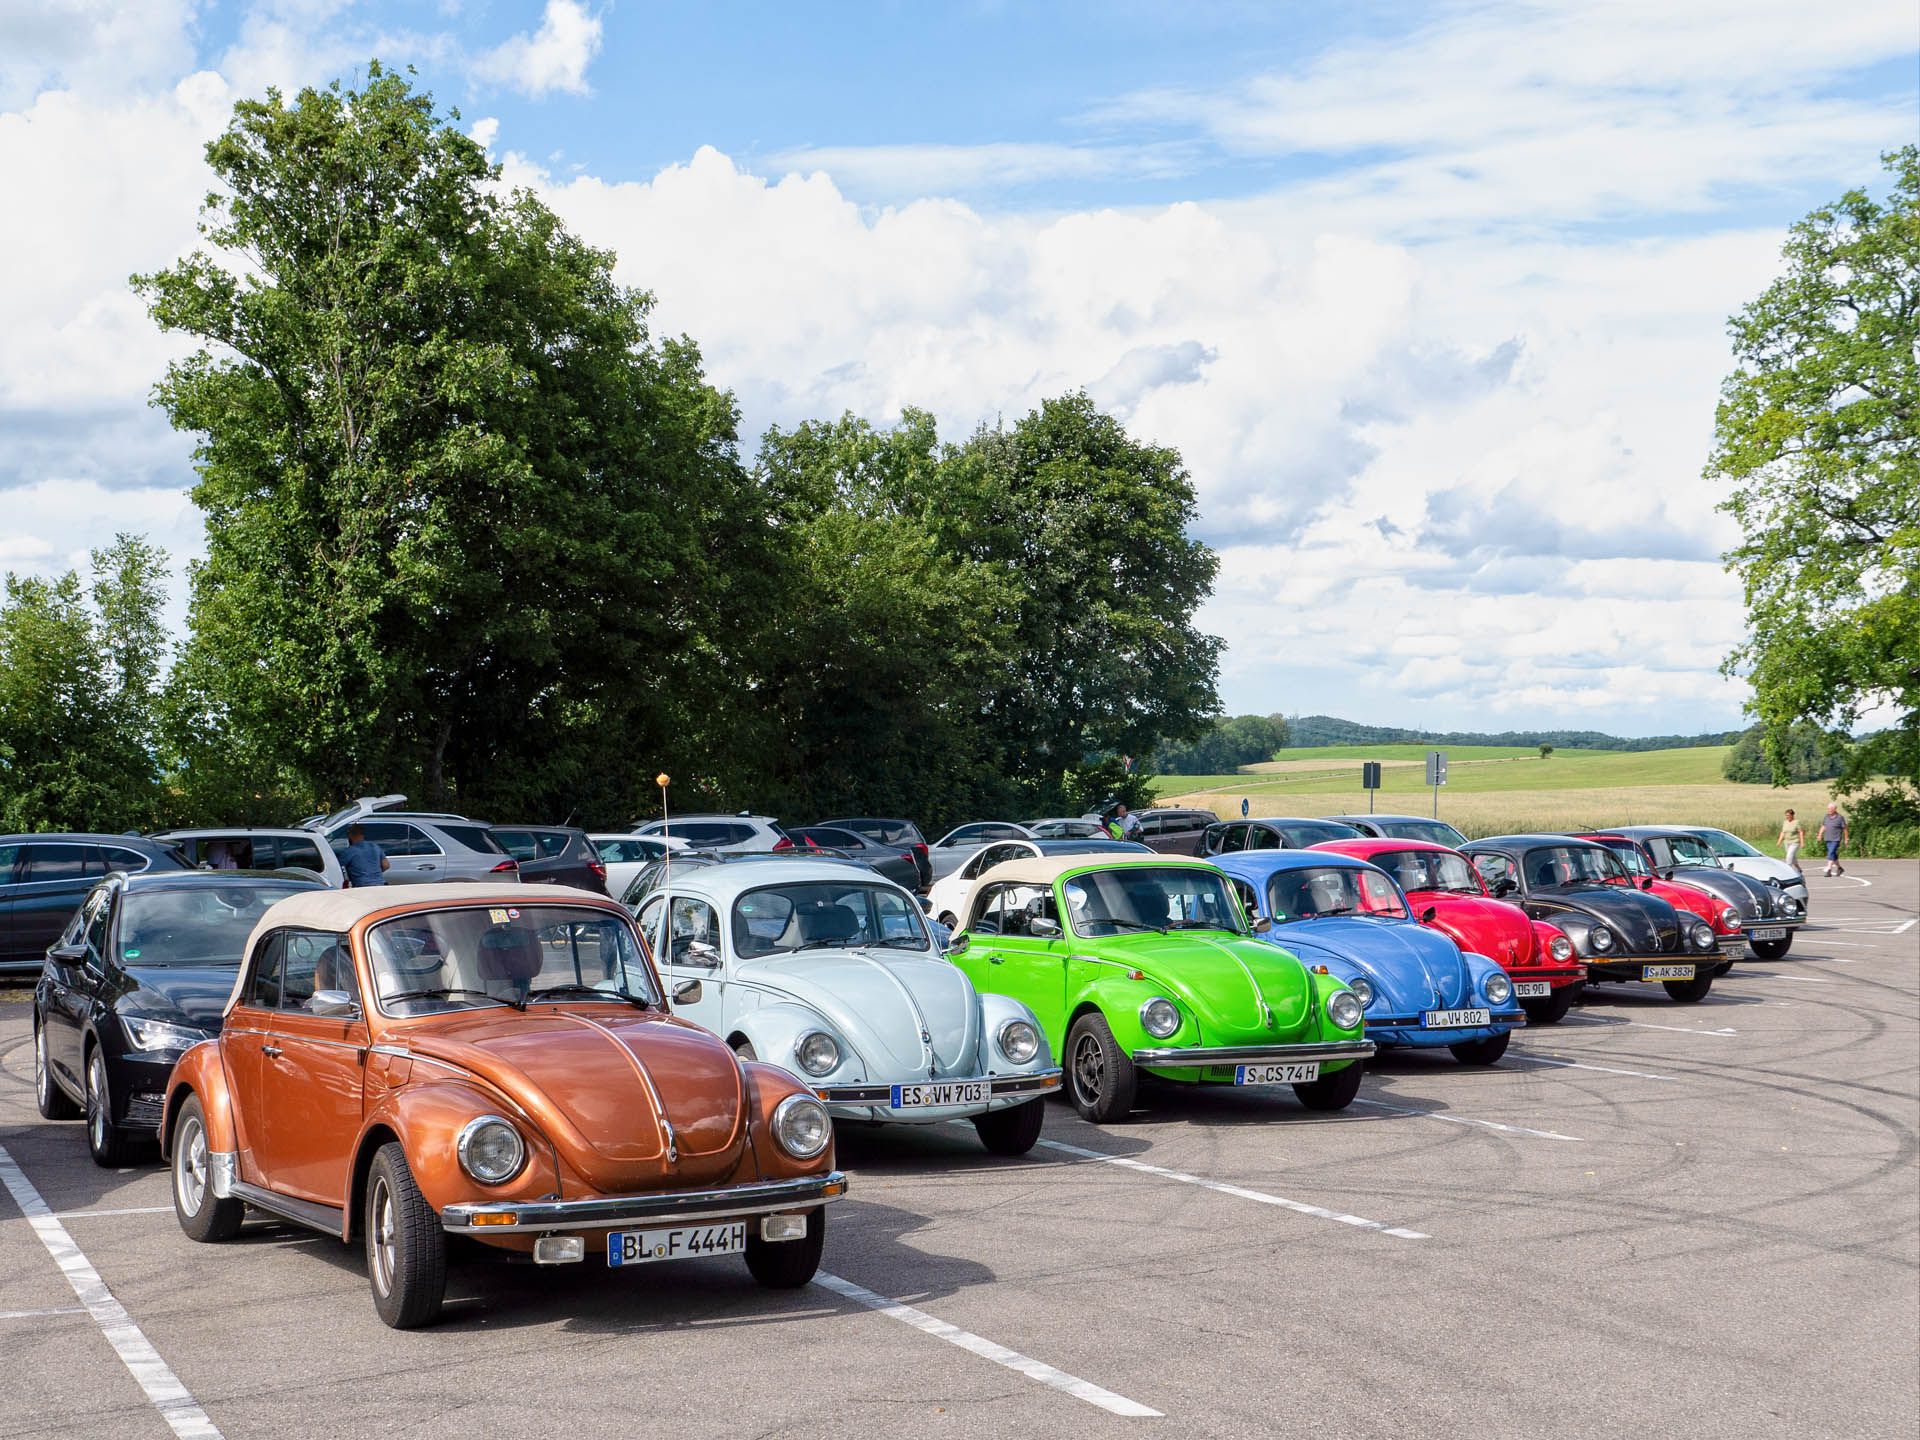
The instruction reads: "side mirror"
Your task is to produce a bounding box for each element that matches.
[682,941,721,968]
[1251,917,1272,934]
[1027,917,1061,938]
[1492,878,1516,898]
[1640,877,1654,890]
[47,942,87,965]
[671,978,704,1005]
[1421,906,1437,923]
[945,931,970,954]
[309,990,360,1019]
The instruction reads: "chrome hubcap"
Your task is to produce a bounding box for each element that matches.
[1071,1033,1104,1103]
[176,1116,206,1215]
[369,1179,395,1295]
[87,1054,107,1149]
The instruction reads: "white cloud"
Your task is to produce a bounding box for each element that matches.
[472,0,602,98]
[0,0,200,107]
[766,141,1198,193]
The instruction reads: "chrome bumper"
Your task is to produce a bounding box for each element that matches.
[1131,1039,1375,1066]
[816,1070,1061,1104]
[441,1172,848,1235]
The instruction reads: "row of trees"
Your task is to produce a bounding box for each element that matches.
[0,68,1219,836]
[1720,723,1850,785]
[1153,714,1290,774]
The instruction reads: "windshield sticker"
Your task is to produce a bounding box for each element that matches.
[489,908,510,923]
[506,908,520,920]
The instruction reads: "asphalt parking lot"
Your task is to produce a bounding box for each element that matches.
[0,862,1913,1440]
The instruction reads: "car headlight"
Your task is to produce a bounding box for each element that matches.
[1484,971,1513,1006]
[1139,997,1181,1039]
[1589,927,1615,952]
[1548,934,1574,962]
[997,1019,1042,1063]
[1720,907,1741,931]
[1784,897,1803,915]
[1326,990,1363,1031]
[1691,921,1716,951]
[457,1116,526,1185]
[794,1031,841,1076]
[1347,975,1376,1009]
[772,1094,832,1159]
[121,1016,210,1053]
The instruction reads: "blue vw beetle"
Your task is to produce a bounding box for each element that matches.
[1214,850,1525,1064]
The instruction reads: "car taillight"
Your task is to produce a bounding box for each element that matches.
[773,836,793,850]
[588,859,607,878]
[911,843,929,862]
[491,860,519,873]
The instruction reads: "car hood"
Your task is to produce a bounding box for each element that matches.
[1270,916,1476,1011]
[1100,932,1313,1035]
[401,1009,748,1189]
[1529,885,1687,954]
[741,948,982,1078]
[1666,866,1787,918]
[1724,856,1804,887]
[116,965,241,1032]
[1407,891,1538,967]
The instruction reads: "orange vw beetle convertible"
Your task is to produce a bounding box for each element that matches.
[159,884,847,1327]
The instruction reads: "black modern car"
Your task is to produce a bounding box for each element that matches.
[1460,834,1732,1002]
[813,817,932,890]
[787,825,924,892]
[1,834,191,975]
[489,825,610,894]
[34,869,327,1164]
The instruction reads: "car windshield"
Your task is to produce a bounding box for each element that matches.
[1376,819,1469,847]
[1265,866,1408,922]
[1062,867,1245,936]
[1371,850,1482,895]
[1668,835,1724,866]
[1695,828,1758,858]
[1602,843,1650,876]
[732,881,930,956]
[367,904,658,1015]
[120,884,316,967]
[1522,846,1630,888]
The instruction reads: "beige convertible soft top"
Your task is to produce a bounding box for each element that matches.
[969,853,1215,891]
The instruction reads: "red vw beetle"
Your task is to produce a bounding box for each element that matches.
[1312,838,1585,1023]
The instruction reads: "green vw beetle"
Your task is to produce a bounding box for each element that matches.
[944,855,1374,1122]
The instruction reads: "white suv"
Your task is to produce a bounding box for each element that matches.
[631,813,790,853]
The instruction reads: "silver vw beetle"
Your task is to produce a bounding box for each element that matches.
[632,858,1061,1154]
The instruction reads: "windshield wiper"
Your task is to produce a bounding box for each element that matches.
[1165,920,1233,931]
[790,937,854,951]
[1310,905,1357,917]
[526,981,651,1009]
[382,986,520,1010]
[867,937,930,949]
[1095,918,1166,933]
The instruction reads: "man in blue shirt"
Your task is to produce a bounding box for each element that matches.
[340,825,389,887]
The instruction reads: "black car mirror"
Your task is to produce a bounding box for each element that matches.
[671,978,703,1006]
[1027,917,1061,938]
[309,990,360,1019]
[1640,877,1654,890]
[1493,878,1516,897]
[47,941,87,965]
[1421,906,1437,923]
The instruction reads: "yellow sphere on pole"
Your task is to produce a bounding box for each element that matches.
[655,773,671,788]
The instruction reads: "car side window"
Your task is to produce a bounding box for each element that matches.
[1647,839,1674,868]
[394,825,441,857]
[98,845,151,874]
[1250,827,1281,851]
[23,843,88,883]
[276,836,326,874]
[972,882,1052,936]
[246,933,286,1008]
[666,898,721,964]
[82,891,113,965]
[280,930,355,1010]
[1472,853,1517,891]
[1229,878,1261,919]
[535,832,570,857]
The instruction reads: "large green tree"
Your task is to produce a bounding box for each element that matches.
[1711,146,1920,810]
[136,65,752,818]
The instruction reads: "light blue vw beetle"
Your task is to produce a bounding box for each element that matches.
[631,858,1061,1154]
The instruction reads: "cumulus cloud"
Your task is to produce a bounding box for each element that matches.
[472,0,602,98]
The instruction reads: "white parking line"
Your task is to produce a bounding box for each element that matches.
[1562,1015,1738,1036]
[0,1306,87,1320]
[1513,1055,1674,1081]
[812,1270,1162,1417]
[1036,1138,1429,1239]
[54,1206,174,1220]
[1350,1098,1583,1142]
[0,1146,222,1439]
[1729,970,1831,984]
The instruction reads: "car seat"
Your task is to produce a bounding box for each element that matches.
[478,925,545,998]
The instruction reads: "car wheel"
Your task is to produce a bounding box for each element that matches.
[1749,936,1793,960]
[745,1206,825,1288]
[1064,1012,1137,1123]
[937,913,956,931]
[366,1143,447,1329]
[84,1048,141,1167]
[1520,985,1578,1025]
[731,1038,758,1061]
[1663,975,1715,1003]
[1449,1032,1511,1066]
[1292,1061,1365,1111]
[972,1099,1046,1156]
[34,1020,80,1120]
[172,1096,244,1242]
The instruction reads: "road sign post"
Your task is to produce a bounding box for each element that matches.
[1424,750,1448,818]
[1361,761,1382,813]
[1241,797,1250,818]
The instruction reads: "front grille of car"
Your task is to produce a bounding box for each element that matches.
[124,1092,166,1128]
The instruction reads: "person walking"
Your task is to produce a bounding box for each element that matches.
[1778,809,1805,874]
[1818,802,1849,877]
[340,824,390,888]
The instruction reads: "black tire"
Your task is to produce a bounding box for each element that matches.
[1293,1060,1365,1111]
[1064,1012,1137,1123]
[972,1099,1045,1156]
[84,1046,142,1167]
[1749,936,1793,960]
[171,1095,244,1242]
[1449,1032,1512,1066]
[731,1038,758,1061]
[745,1205,825,1288]
[366,1143,447,1329]
[1664,975,1715,1003]
[937,913,957,931]
[1520,985,1578,1025]
[34,1019,81,1120]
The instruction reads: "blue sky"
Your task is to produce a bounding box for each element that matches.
[1,0,1914,735]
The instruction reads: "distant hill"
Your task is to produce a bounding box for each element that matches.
[1284,715,1743,753]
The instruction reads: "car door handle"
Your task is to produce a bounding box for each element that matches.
[261,1043,282,1058]
[987,955,1004,964]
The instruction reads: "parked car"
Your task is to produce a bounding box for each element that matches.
[1680,825,1811,907]
[489,825,609,895]
[631,859,1060,1153]
[813,817,933,890]
[1461,835,1732,1002]
[35,869,327,1163]
[944,855,1373,1122]
[925,822,1035,882]
[786,825,925,893]
[1201,816,1363,855]
[1214,851,1525,1064]
[154,827,344,886]
[1129,807,1220,854]
[1594,827,1807,957]
[617,849,872,913]
[1025,817,1109,839]
[1312,838,1585,1023]
[589,833,686,899]
[633,812,792,853]
[926,838,1150,930]
[301,796,520,884]
[1,834,191,975]
[1322,813,1470,848]
[1576,832,1772,961]
[160,882,847,1328]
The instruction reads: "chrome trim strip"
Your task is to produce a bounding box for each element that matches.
[207,1151,238,1199]
[440,1171,848,1234]
[227,1179,343,1236]
[1130,1039,1375,1066]
[817,1070,1062,1104]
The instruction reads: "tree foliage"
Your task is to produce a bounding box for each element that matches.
[1155,714,1290,774]
[1721,723,1850,784]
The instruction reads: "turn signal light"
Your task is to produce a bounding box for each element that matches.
[1311,965,1330,974]
[470,1213,519,1227]
[1128,969,1145,981]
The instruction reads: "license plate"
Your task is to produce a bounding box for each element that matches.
[1234,1062,1320,1084]
[1642,964,1695,980]
[1514,982,1552,998]
[890,1080,989,1108]
[607,1222,745,1267]
[1422,1008,1491,1028]
[1749,927,1785,941]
